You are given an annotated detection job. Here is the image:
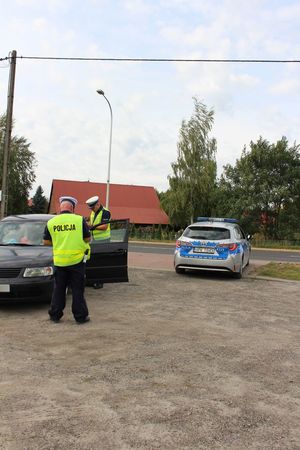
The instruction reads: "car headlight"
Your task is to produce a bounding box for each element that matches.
[23,266,54,277]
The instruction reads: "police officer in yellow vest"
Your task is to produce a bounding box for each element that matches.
[85,195,111,242]
[43,196,91,324]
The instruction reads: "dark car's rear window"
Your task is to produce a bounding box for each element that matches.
[183,226,230,240]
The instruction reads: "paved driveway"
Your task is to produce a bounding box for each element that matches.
[0,266,299,449]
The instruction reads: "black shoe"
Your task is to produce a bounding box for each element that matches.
[76,316,90,324]
[50,317,60,323]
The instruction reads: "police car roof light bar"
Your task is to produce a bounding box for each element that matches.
[196,217,238,223]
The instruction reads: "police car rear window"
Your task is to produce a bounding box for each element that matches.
[183,226,230,240]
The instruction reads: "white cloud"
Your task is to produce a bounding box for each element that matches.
[269,78,300,95]
[229,73,259,87]
[123,0,155,14]
[276,2,300,20]
[33,17,48,29]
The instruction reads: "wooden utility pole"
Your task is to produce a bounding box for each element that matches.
[0,50,17,219]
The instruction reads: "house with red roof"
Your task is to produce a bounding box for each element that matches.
[48,179,169,225]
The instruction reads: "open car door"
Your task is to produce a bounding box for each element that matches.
[85,219,129,286]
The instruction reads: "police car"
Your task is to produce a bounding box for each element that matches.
[174,217,251,278]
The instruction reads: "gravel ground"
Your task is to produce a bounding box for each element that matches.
[0,268,299,450]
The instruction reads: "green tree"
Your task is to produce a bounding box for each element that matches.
[217,136,300,239]
[30,185,48,213]
[0,114,36,215]
[162,98,217,227]
[130,223,136,239]
[155,224,162,240]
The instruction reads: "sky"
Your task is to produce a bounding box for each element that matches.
[1,0,300,199]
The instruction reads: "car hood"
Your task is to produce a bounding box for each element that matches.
[0,245,53,267]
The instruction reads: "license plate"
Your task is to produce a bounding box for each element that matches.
[0,284,10,292]
[193,247,214,254]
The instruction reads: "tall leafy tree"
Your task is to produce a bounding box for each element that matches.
[217,136,300,239]
[30,185,48,213]
[0,114,36,215]
[162,99,217,227]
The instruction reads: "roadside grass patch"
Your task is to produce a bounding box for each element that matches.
[254,262,300,281]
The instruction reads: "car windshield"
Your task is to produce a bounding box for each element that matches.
[0,221,46,245]
[183,226,230,240]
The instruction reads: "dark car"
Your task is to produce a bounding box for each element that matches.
[0,214,129,302]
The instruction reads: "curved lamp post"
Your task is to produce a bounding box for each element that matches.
[96,89,113,209]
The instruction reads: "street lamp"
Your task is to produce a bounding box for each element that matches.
[96,89,113,209]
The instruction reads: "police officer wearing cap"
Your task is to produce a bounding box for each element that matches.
[43,196,91,324]
[85,195,111,242]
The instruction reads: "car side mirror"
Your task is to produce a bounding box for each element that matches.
[247,234,252,240]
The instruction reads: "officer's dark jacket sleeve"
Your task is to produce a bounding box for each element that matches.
[101,209,111,223]
[82,218,91,238]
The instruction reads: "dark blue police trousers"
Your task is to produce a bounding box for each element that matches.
[48,262,89,322]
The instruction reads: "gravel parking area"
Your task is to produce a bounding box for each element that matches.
[0,268,299,449]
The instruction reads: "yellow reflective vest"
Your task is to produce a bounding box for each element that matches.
[90,207,111,241]
[47,213,90,266]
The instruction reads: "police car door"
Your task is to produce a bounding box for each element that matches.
[85,219,129,286]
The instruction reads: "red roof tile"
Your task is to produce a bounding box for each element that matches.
[48,179,169,225]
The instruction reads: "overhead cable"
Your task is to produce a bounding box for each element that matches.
[1,55,300,63]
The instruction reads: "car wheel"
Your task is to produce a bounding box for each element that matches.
[233,261,243,279]
[175,267,185,274]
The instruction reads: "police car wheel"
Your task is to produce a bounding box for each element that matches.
[175,267,185,274]
[233,262,243,279]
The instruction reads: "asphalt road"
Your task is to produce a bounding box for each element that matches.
[129,242,300,263]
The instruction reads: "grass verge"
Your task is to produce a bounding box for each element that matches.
[253,262,300,281]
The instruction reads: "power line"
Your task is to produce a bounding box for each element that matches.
[1,55,300,63]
